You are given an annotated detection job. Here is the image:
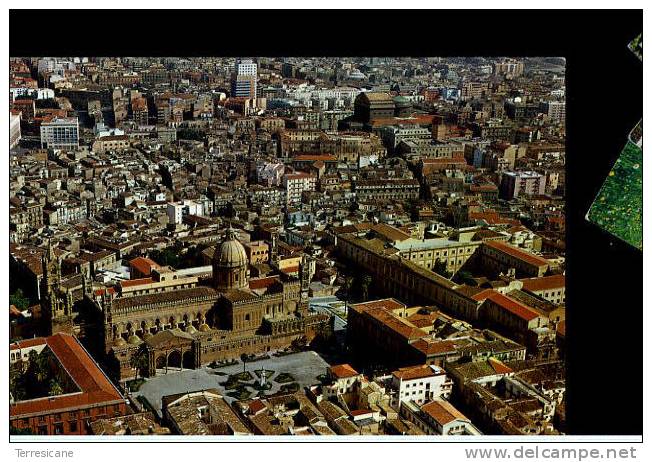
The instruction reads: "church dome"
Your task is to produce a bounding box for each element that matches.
[199,323,211,332]
[128,334,143,345]
[186,324,198,334]
[213,227,248,269]
[115,337,127,346]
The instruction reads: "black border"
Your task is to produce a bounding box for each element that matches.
[9,9,643,439]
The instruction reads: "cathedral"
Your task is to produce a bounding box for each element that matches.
[70,228,333,382]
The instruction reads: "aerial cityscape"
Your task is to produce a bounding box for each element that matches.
[9,56,566,437]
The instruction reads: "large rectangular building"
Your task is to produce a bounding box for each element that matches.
[479,240,550,278]
[499,170,546,200]
[231,59,258,99]
[40,117,79,150]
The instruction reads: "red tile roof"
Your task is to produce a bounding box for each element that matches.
[488,357,513,375]
[128,256,160,276]
[10,337,46,351]
[352,299,406,315]
[94,287,116,297]
[421,400,469,426]
[393,365,443,381]
[330,364,360,379]
[248,276,280,290]
[487,292,543,322]
[520,274,565,293]
[469,211,521,226]
[10,333,125,417]
[119,277,154,289]
[485,240,549,267]
[248,399,267,415]
[410,339,457,356]
[470,288,497,302]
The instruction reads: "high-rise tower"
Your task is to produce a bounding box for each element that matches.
[231,58,258,99]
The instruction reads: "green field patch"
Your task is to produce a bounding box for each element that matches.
[587,141,643,249]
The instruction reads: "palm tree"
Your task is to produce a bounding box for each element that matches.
[240,353,248,373]
[31,351,50,384]
[342,276,354,315]
[130,349,149,381]
[48,379,63,396]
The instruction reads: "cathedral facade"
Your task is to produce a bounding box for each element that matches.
[81,228,332,381]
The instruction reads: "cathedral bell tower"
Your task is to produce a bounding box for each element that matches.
[41,239,74,336]
[102,290,114,354]
[299,253,314,313]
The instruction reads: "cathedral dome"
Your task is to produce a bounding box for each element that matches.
[213,227,248,269]
[128,334,143,345]
[115,337,127,346]
[199,323,211,332]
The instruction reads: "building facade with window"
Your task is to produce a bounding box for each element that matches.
[40,117,79,150]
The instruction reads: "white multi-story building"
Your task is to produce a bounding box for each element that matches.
[40,117,79,150]
[284,172,317,205]
[390,365,453,408]
[500,170,546,200]
[167,200,204,225]
[541,101,566,124]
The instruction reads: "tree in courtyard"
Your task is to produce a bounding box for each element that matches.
[342,275,355,315]
[433,259,453,279]
[455,270,475,286]
[10,365,27,401]
[28,350,50,384]
[10,288,30,311]
[130,348,150,381]
[360,274,373,301]
[48,379,63,396]
[240,353,248,373]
